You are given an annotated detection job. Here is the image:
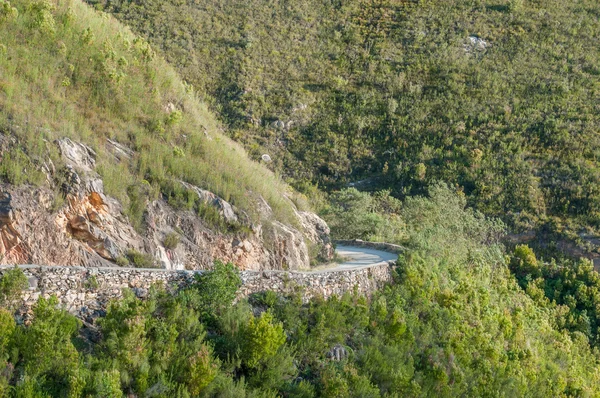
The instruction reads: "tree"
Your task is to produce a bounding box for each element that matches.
[188,261,242,324]
[243,311,286,369]
[0,267,28,310]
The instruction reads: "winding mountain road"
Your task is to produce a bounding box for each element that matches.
[309,245,398,273]
[2,246,399,274]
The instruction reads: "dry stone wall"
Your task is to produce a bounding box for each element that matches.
[239,263,394,300]
[0,261,395,322]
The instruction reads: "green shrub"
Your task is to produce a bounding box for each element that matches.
[163,232,180,250]
[126,183,150,233]
[172,145,185,158]
[0,0,17,22]
[322,188,405,243]
[250,290,278,308]
[189,261,242,323]
[115,255,129,267]
[91,370,122,398]
[161,181,197,211]
[510,244,541,284]
[165,110,183,127]
[0,308,15,356]
[187,344,219,395]
[126,249,157,268]
[0,267,27,309]
[197,201,228,231]
[319,366,349,398]
[85,275,99,290]
[242,311,286,369]
[17,296,82,395]
[507,0,524,12]
[27,0,56,33]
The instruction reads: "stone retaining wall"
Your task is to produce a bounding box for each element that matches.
[0,261,395,322]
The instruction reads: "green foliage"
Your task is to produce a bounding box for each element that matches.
[92,0,600,243]
[85,274,99,290]
[507,0,524,13]
[27,0,55,33]
[18,296,83,396]
[0,149,45,186]
[401,183,505,256]
[242,311,286,369]
[0,0,303,238]
[0,0,17,22]
[515,250,600,348]
[0,307,15,394]
[0,267,27,309]
[509,244,541,283]
[1,186,600,396]
[187,344,218,395]
[90,370,122,398]
[124,182,151,233]
[322,188,405,242]
[166,110,183,127]
[251,290,279,308]
[115,256,129,267]
[187,261,242,323]
[96,287,220,396]
[163,232,180,250]
[126,249,156,268]
[0,309,14,356]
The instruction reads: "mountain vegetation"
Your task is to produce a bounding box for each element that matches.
[0,0,305,232]
[90,0,600,244]
[2,0,600,396]
[2,185,600,397]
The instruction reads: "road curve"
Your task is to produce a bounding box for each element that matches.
[310,245,398,273]
[1,245,399,274]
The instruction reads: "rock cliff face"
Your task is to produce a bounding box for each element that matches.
[0,138,332,271]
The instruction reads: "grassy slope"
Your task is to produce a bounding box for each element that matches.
[91,0,600,240]
[0,0,303,229]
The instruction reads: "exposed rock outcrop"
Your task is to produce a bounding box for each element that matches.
[269,221,310,270]
[54,138,142,264]
[0,192,27,264]
[0,186,115,268]
[57,138,96,172]
[105,139,134,161]
[0,138,333,271]
[464,36,490,54]
[297,211,334,260]
[181,181,238,224]
[327,345,348,362]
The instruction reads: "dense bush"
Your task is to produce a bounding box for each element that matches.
[0,188,599,396]
[322,188,405,242]
[126,249,157,268]
[0,267,27,309]
[511,245,600,348]
[186,260,242,324]
[163,232,180,250]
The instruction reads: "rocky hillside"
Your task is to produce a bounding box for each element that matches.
[0,0,332,270]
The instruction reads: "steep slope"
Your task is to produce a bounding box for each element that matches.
[91,0,600,246]
[0,0,332,269]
